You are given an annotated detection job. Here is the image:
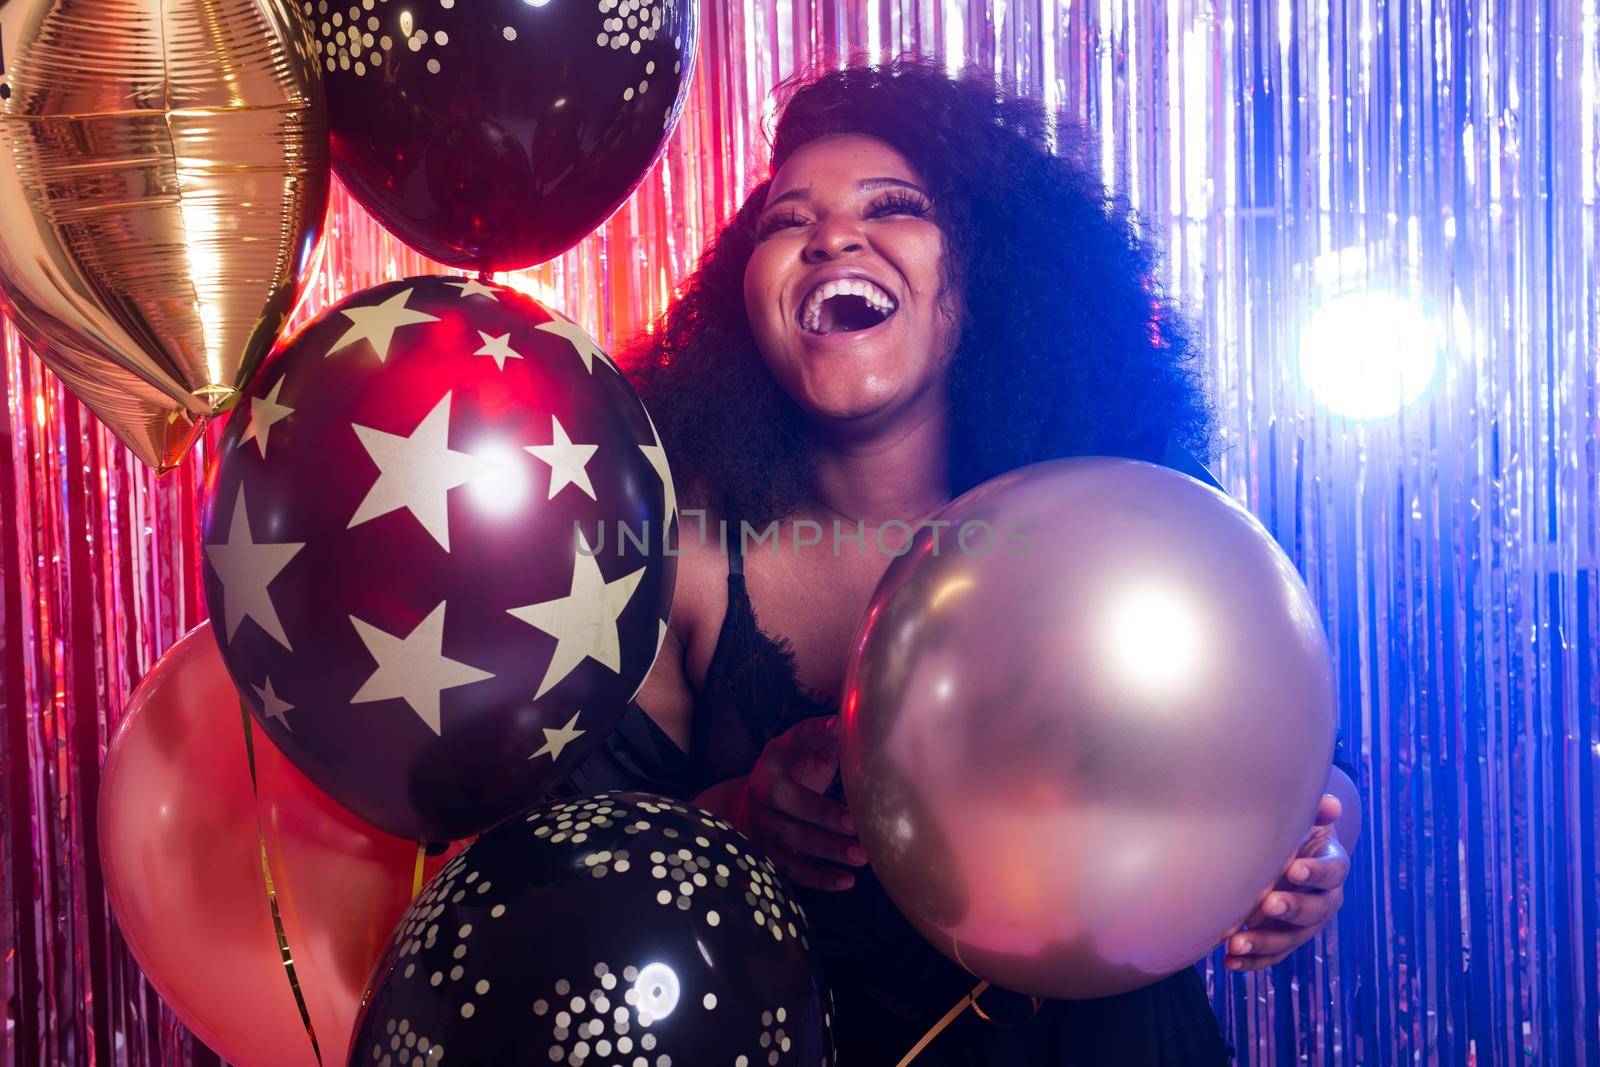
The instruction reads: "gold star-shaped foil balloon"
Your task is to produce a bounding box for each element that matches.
[0,0,328,470]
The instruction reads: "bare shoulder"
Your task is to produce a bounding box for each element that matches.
[631,512,731,751]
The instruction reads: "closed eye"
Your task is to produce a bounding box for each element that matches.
[866,191,932,219]
[755,211,809,239]
[755,191,934,240]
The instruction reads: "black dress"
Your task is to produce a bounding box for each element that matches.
[564,524,1239,1065]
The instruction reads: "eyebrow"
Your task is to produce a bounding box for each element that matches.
[761,177,929,210]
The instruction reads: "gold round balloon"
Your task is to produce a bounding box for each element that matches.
[0,0,328,471]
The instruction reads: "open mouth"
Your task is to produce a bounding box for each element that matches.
[796,278,899,336]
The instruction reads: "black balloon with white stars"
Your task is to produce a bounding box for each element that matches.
[201,275,676,843]
[351,793,835,1067]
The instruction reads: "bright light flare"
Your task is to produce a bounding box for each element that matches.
[632,962,679,1024]
[465,442,529,516]
[1298,291,1441,419]
[1103,584,1205,697]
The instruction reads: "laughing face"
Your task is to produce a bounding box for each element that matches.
[743,134,961,431]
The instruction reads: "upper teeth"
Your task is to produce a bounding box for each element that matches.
[800,278,897,332]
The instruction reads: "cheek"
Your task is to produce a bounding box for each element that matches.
[743,249,785,332]
[902,235,954,316]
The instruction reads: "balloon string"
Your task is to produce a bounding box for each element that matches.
[970,989,1045,1025]
[240,700,324,1065]
[411,842,426,898]
[893,980,990,1067]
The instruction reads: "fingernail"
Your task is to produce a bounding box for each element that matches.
[1291,864,1310,883]
[847,846,867,864]
[1225,958,1242,970]
[1235,938,1253,955]
[1267,896,1288,916]
[835,873,855,890]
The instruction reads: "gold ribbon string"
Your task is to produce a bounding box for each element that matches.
[894,980,990,1067]
[970,988,1046,1025]
[895,935,1050,1064]
[240,701,324,1065]
[412,842,427,898]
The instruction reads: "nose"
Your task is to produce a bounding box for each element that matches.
[802,215,865,262]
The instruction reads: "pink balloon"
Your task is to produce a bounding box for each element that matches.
[839,458,1336,999]
[99,624,447,1066]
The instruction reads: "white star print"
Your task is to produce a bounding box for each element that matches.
[535,316,615,373]
[507,538,646,699]
[473,330,524,371]
[638,410,677,533]
[205,488,305,649]
[448,278,501,301]
[239,377,294,458]
[252,676,295,731]
[327,287,440,363]
[530,711,586,761]
[348,393,497,551]
[349,601,495,735]
[525,414,599,500]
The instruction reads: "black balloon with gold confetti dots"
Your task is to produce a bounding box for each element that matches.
[312,0,699,272]
[351,792,835,1067]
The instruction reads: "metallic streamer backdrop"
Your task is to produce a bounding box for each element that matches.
[2,1,1595,1064]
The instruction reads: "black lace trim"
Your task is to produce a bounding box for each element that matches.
[710,572,837,750]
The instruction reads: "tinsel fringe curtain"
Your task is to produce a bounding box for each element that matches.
[2,1,1596,1064]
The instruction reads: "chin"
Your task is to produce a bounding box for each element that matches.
[788,362,894,414]
[795,378,921,429]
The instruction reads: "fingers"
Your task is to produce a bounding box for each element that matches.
[749,773,863,868]
[754,806,865,867]
[1238,828,1352,927]
[1222,817,1352,970]
[1313,793,1342,827]
[1224,921,1314,970]
[773,716,843,794]
[766,844,856,892]
[766,775,854,834]
[787,714,841,757]
[1286,849,1350,891]
[1244,884,1344,930]
[736,716,863,890]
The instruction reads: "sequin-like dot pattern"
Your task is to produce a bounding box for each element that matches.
[312,0,690,140]
[541,797,811,951]
[595,0,665,57]
[359,794,831,1066]
[309,0,411,77]
[310,0,533,78]
[369,1014,446,1065]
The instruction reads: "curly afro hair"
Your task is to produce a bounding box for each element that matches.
[620,56,1214,525]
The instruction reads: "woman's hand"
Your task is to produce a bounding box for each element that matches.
[695,715,866,891]
[1223,794,1351,971]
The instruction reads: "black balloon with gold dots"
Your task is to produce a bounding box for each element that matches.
[310,0,698,271]
[351,792,835,1067]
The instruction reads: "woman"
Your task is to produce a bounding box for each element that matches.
[567,58,1358,1064]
